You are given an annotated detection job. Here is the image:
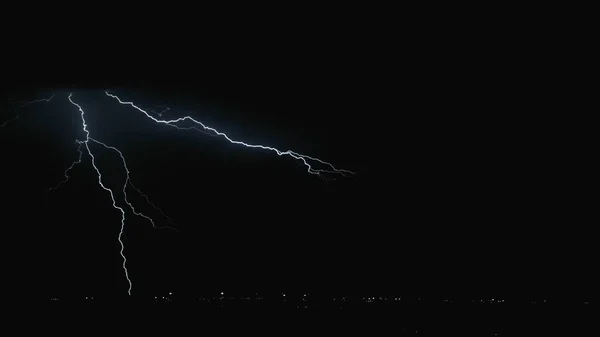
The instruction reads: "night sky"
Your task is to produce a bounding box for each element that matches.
[2,63,382,301]
[1,16,591,307]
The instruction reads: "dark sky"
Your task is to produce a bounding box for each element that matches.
[1,16,590,302]
[1,64,386,300]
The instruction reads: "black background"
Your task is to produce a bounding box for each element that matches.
[1,7,590,304]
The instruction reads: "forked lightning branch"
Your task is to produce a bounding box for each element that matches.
[1,91,354,295]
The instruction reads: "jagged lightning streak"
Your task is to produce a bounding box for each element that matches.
[16,93,56,107]
[49,134,175,230]
[49,117,174,229]
[46,94,177,295]
[67,93,132,295]
[105,91,356,177]
[89,138,177,231]
[0,94,56,128]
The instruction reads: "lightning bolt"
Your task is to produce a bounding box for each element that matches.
[56,93,177,294]
[105,91,356,177]
[6,90,354,296]
[66,93,134,295]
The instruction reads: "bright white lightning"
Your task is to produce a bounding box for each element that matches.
[61,93,177,294]
[67,93,133,295]
[49,116,174,229]
[105,91,355,177]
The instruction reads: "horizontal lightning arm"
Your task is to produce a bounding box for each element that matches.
[16,89,354,297]
[105,91,355,177]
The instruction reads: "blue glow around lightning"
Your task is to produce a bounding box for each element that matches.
[3,90,354,296]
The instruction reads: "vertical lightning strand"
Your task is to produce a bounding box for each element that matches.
[105,91,356,177]
[89,138,177,231]
[67,93,132,295]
